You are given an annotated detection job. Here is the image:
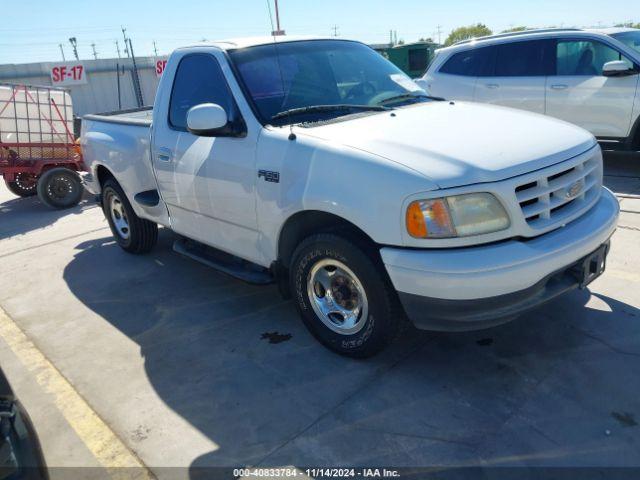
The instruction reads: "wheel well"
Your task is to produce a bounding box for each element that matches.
[96,165,115,187]
[277,210,379,268]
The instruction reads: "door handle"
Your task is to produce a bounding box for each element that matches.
[550,84,568,90]
[485,83,499,89]
[155,148,173,163]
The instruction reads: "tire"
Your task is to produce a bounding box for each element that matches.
[36,168,83,209]
[4,172,38,197]
[102,178,158,254]
[290,233,401,357]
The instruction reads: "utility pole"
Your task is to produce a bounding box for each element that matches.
[91,43,98,59]
[68,37,79,60]
[153,40,159,57]
[59,44,66,61]
[272,0,285,35]
[121,27,130,57]
[389,30,393,46]
[332,25,339,37]
[115,40,121,59]
[436,24,443,44]
[128,37,144,107]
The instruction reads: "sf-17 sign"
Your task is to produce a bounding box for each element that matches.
[155,59,168,78]
[50,63,87,86]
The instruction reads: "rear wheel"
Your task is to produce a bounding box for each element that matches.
[102,178,157,254]
[290,233,401,357]
[37,168,83,209]
[4,172,38,197]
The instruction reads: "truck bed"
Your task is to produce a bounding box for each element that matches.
[84,107,153,127]
[81,106,169,226]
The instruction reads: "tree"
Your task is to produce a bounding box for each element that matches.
[615,22,640,29]
[444,24,493,46]
[501,26,528,33]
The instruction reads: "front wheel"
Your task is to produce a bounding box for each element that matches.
[37,168,83,209]
[102,179,158,254]
[290,234,401,357]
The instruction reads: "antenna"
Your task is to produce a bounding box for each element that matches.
[266,0,295,139]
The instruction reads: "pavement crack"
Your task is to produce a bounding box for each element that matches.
[351,425,478,448]
[0,227,109,259]
[618,225,640,232]
[528,424,561,446]
[572,326,640,358]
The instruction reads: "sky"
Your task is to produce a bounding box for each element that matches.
[0,0,635,64]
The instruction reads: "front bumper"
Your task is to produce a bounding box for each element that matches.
[381,188,619,331]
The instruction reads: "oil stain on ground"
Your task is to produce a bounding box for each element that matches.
[261,331,292,344]
[476,338,494,346]
[611,411,638,427]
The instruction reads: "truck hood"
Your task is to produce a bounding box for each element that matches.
[297,101,597,189]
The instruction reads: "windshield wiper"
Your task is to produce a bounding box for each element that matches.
[377,92,444,106]
[271,104,389,122]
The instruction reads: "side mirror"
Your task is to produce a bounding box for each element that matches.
[602,60,635,77]
[186,103,228,136]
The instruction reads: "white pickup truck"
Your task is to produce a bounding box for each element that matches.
[81,36,619,357]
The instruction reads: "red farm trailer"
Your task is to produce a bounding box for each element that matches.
[0,83,84,209]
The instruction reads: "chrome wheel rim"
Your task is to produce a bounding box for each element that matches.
[307,259,368,335]
[109,195,130,240]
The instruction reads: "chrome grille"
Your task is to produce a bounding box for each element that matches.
[515,155,601,230]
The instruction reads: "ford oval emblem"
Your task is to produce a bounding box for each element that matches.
[566,181,583,199]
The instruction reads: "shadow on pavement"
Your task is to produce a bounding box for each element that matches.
[61,233,640,475]
[0,190,96,241]
[603,151,640,196]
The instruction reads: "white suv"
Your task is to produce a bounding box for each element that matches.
[417,28,640,152]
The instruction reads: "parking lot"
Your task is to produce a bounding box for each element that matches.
[0,153,639,478]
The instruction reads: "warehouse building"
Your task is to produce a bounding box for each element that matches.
[0,56,166,116]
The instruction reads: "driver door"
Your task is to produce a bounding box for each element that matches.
[152,53,262,264]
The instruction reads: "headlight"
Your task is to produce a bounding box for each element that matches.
[406,193,510,238]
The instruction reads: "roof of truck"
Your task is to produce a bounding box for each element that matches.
[179,35,340,51]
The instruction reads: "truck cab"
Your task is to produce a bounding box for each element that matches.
[81,36,619,357]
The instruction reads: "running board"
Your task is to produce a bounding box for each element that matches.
[173,238,273,285]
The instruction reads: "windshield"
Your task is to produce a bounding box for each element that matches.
[611,31,640,55]
[228,40,428,125]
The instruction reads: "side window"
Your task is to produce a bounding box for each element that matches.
[439,47,494,77]
[495,40,551,76]
[169,54,238,130]
[556,40,632,76]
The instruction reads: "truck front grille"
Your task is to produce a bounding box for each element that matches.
[515,155,601,230]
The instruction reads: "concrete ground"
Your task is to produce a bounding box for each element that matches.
[0,153,639,479]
